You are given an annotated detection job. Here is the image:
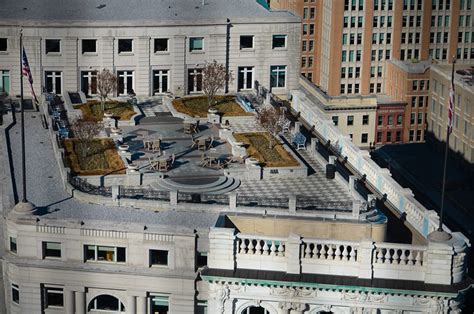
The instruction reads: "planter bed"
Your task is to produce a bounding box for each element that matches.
[74,100,136,121]
[172,95,254,118]
[64,138,125,175]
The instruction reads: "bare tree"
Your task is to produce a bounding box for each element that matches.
[70,118,104,158]
[96,68,117,111]
[257,105,289,149]
[201,60,234,109]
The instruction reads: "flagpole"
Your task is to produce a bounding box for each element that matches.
[20,28,27,203]
[438,58,456,232]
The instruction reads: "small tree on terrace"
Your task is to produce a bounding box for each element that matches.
[202,60,234,109]
[257,105,289,149]
[70,118,104,158]
[96,68,117,112]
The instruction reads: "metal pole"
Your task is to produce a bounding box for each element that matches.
[438,58,456,231]
[20,29,27,203]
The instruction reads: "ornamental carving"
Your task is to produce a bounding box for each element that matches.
[270,287,296,297]
[296,287,314,297]
[367,293,386,303]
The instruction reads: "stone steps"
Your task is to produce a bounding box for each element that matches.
[150,176,240,195]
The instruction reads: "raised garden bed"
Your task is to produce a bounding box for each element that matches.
[172,95,254,118]
[74,100,135,121]
[64,138,125,175]
[233,132,299,167]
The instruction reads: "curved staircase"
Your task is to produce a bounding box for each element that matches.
[150,176,240,195]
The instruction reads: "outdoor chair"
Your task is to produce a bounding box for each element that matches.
[192,120,200,134]
[147,156,159,171]
[151,140,161,154]
[158,159,169,172]
[198,139,207,151]
[207,136,215,150]
[292,132,307,150]
[184,122,193,134]
[282,120,291,133]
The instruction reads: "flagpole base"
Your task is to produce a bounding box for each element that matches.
[11,200,36,215]
[428,230,452,242]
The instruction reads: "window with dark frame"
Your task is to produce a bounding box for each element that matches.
[272,35,286,49]
[12,284,19,304]
[43,286,64,308]
[42,242,61,258]
[45,39,61,54]
[0,38,7,51]
[347,115,354,126]
[10,237,17,253]
[362,115,369,125]
[332,116,339,126]
[361,133,368,143]
[240,36,254,49]
[118,39,133,53]
[150,249,169,266]
[82,39,97,54]
[154,38,169,52]
[190,37,204,51]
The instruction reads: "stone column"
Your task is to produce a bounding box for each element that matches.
[357,239,374,279]
[75,291,86,314]
[286,234,302,274]
[136,296,147,314]
[126,295,136,314]
[64,290,75,314]
[278,302,291,314]
[290,302,307,314]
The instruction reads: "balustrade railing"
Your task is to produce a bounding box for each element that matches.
[302,239,359,262]
[374,243,425,266]
[237,234,286,257]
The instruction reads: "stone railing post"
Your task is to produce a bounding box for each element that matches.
[423,241,454,285]
[352,200,361,218]
[288,195,296,214]
[286,233,301,274]
[170,190,178,206]
[310,137,318,155]
[357,239,374,279]
[229,192,237,210]
[208,228,236,270]
[112,185,120,205]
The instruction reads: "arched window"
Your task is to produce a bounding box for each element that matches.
[241,306,270,314]
[88,294,125,313]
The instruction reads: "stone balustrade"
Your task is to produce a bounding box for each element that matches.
[208,228,469,285]
[290,89,445,238]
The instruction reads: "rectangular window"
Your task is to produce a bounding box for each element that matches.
[388,115,393,125]
[118,39,133,53]
[12,284,19,304]
[378,115,384,126]
[81,39,96,54]
[81,71,97,97]
[154,38,169,52]
[270,65,286,88]
[0,38,7,51]
[303,24,308,35]
[85,245,126,263]
[362,115,369,125]
[386,131,392,142]
[409,130,415,141]
[416,130,422,141]
[397,115,402,125]
[150,295,169,314]
[308,57,313,67]
[153,70,169,94]
[9,236,17,253]
[43,286,64,309]
[45,39,61,54]
[188,68,203,93]
[302,41,307,51]
[332,116,339,126]
[309,40,314,51]
[396,131,401,142]
[237,66,254,91]
[361,133,368,143]
[42,242,61,258]
[190,37,204,51]
[240,36,254,49]
[310,8,315,18]
[411,113,416,124]
[117,70,134,95]
[376,132,382,143]
[272,35,287,49]
[150,249,169,266]
[45,71,62,95]
[309,24,315,35]
[0,70,9,96]
[347,115,354,126]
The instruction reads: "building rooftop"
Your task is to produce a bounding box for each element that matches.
[1,95,367,235]
[0,0,299,26]
[431,64,474,94]
[389,60,431,74]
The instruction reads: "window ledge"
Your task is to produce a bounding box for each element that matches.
[46,53,62,56]
[272,47,288,51]
[239,48,255,52]
[190,50,205,54]
[0,51,8,55]
[118,52,134,56]
[82,52,98,56]
[154,51,170,55]
[150,264,169,268]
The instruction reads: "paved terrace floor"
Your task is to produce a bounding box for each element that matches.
[3,111,219,232]
[130,101,354,203]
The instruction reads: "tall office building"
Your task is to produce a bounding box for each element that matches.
[270,0,473,97]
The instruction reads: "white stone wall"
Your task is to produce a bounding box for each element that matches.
[3,219,196,314]
[0,20,300,97]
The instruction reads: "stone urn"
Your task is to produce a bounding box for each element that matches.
[111,127,122,135]
[127,163,139,172]
[118,144,129,153]
[246,157,259,165]
[208,108,218,115]
[104,111,114,119]
[234,141,244,147]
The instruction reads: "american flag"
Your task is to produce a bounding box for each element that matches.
[447,71,455,134]
[22,47,37,102]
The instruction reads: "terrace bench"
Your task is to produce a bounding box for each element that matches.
[292,132,306,150]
